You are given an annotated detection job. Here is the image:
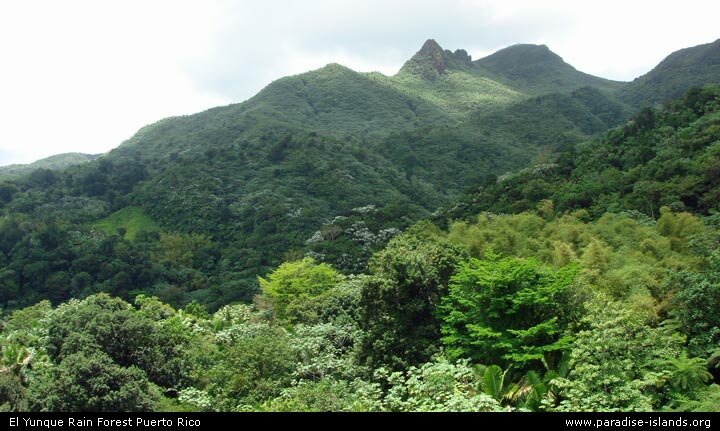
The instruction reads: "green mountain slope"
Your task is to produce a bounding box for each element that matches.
[375,86,632,194]
[475,43,625,95]
[111,39,627,166]
[2,38,719,311]
[472,86,632,144]
[438,85,720,221]
[112,62,453,164]
[619,38,720,108]
[0,152,99,179]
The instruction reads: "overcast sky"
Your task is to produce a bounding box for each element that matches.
[1,0,719,165]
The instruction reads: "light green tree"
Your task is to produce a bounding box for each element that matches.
[556,299,685,411]
[258,257,341,324]
[439,254,577,371]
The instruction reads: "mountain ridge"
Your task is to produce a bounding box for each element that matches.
[620,38,720,107]
[1,38,719,293]
[0,152,100,178]
[17,37,720,171]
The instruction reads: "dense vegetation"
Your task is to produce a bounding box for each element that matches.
[2,208,718,411]
[440,85,720,221]
[0,41,645,310]
[0,153,98,180]
[1,38,720,412]
[620,38,720,108]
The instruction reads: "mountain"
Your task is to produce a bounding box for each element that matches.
[474,44,625,95]
[1,38,719,311]
[110,40,633,240]
[0,152,99,179]
[111,63,450,164]
[398,39,475,79]
[3,36,720,414]
[620,38,720,108]
[111,39,631,167]
[438,84,720,222]
[391,39,625,116]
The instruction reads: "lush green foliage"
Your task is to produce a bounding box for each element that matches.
[358,226,465,370]
[3,205,717,412]
[439,255,577,370]
[0,153,98,180]
[2,202,719,411]
[258,257,341,324]
[556,300,687,412]
[668,250,720,358]
[440,85,720,221]
[620,38,720,108]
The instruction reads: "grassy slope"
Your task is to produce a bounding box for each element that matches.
[92,206,160,240]
[373,68,524,118]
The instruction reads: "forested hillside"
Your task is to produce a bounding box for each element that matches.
[2,205,719,411]
[1,38,720,412]
[0,40,646,309]
[440,85,720,221]
[620,38,720,108]
[0,153,98,180]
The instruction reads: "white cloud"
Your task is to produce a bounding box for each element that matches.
[0,0,228,164]
[0,0,718,165]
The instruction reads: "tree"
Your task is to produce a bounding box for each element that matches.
[260,379,380,412]
[669,250,720,357]
[656,207,705,252]
[46,294,190,388]
[377,356,505,412]
[439,255,577,371]
[28,351,156,412]
[205,323,297,408]
[0,183,17,205]
[258,257,341,324]
[556,299,685,411]
[358,228,465,369]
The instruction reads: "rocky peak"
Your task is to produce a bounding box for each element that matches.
[398,39,476,80]
[452,49,473,66]
[416,39,447,75]
[400,39,461,80]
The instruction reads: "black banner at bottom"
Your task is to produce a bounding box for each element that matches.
[1,412,718,430]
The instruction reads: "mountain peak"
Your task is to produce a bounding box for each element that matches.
[474,43,622,95]
[418,39,443,57]
[403,39,448,77]
[400,39,474,80]
[619,38,720,107]
[476,44,565,70]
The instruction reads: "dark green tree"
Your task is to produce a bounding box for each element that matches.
[669,250,720,357]
[359,225,465,369]
[28,351,156,412]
